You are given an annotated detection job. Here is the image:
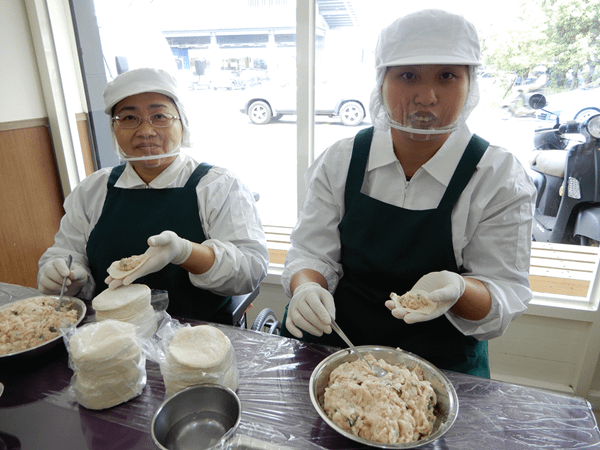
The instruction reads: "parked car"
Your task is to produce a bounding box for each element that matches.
[239,81,370,126]
[192,70,245,90]
[210,70,245,90]
[537,81,600,122]
[240,69,269,87]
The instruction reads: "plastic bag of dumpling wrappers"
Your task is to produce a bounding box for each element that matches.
[62,319,146,410]
[146,317,239,398]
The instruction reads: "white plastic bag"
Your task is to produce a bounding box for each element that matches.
[146,318,239,397]
[62,319,146,410]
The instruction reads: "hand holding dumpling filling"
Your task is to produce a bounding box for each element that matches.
[385,271,466,324]
[105,231,192,289]
[107,254,150,279]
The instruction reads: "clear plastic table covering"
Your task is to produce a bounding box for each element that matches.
[1,282,600,450]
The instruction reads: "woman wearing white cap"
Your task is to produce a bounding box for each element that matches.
[38,68,269,321]
[280,9,536,377]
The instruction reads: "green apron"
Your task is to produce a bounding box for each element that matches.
[281,127,490,377]
[86,163,229,320]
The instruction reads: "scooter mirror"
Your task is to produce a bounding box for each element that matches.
[529,93,547,109]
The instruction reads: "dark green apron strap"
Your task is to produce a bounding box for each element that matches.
[347,126,373,187]
[438,134,488,211]
[108,164,126,185]
[185,162,213,188]
[344,126,374,211]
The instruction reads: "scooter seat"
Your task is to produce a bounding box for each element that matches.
[530,150,566,178]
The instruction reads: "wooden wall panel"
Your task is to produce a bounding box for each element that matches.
[76,112,95,176]
[0,124,65,288]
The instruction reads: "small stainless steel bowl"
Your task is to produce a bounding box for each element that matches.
[151,384,241,450]
[310,346,459,449]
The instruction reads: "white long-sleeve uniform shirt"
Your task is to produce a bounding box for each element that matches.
[39,154,269,300]
[282,125,536,341]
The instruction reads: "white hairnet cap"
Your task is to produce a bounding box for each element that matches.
[375,9,481,69]
[370,9,481,131]
[103,67,191,148]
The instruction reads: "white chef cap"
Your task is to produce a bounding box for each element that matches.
[103,68,191,153]
[369,9,481,132]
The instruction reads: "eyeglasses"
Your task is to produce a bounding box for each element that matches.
[112,112,180,129]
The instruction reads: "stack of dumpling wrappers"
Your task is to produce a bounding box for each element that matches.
[68,320,145,410]
[160,325,238,397]
[92,284,154,325]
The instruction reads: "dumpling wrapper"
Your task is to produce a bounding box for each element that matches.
[168,325,232,370]
[390,289,437,315]
[92,284,151,311]
[69,320,139,367]
[107,254,150,279]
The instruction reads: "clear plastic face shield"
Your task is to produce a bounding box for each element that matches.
[368,10,481,140]
[110,102,186,168]
[104,68,192,166]
[382,65,476,141]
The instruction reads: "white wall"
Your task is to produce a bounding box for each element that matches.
[1,0,46,122]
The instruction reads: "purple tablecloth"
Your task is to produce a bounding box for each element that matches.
[1,282,599,449]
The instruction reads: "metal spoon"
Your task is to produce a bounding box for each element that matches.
[330,319,387,377]
[55,255,73,311]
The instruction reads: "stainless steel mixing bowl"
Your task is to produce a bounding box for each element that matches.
[151,384,241,450]
[309,346,459,449]
[0,295,86,362]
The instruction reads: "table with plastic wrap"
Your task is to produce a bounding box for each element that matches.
[1,282,599,450]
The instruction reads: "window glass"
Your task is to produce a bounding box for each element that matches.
[86,0,600,300]
[92,0,299,227]
[314,0,600,301]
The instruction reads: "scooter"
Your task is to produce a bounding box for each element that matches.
[501,89,540,119]
[529,93,600,245]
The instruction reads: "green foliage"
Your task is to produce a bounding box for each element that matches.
[482,0,600,89]
[542,0,600,86]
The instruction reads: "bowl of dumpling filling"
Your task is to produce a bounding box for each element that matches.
[309,346,458,448]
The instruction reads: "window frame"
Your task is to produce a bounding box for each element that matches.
[37,0,600,313]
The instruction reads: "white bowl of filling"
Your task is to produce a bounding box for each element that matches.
[309,346,458,448]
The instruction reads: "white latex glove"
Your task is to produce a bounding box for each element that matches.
[286,282,336,338]
[38,258,88,296]
[385,271,466,324]
[105,231,192,289]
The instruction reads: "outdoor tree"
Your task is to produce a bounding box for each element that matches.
[482,0,600,90]
[481,0,547,82]
[541,0,600,88]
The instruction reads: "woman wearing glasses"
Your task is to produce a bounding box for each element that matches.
[37,68,269,321]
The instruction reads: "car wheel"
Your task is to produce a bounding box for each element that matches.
[574,107,600,122]
[248,101,272,125]
[339,101,365,126]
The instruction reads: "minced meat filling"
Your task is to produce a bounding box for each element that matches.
[0,297,78,355]
[324,354,437,444]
